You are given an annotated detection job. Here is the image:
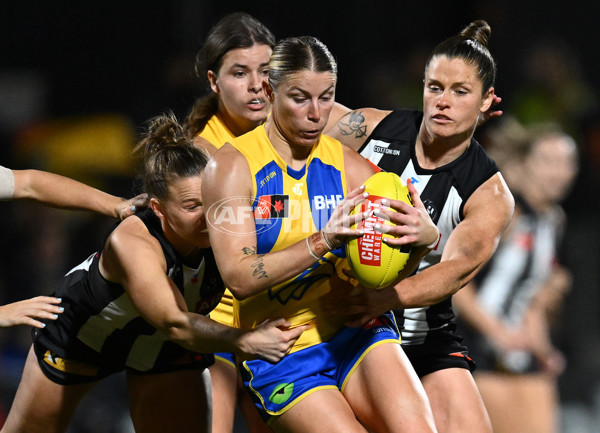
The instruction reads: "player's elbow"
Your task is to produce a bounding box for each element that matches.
[160,315,192,347]
[223,281,253,301]
[218,268,261,301]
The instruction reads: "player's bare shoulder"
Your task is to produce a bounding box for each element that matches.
[100,215,165,283]
[192,135,218,156]
[341,142,375,190]
[203,143,246,179]
[202,143,253,206]
[465,172,515,230]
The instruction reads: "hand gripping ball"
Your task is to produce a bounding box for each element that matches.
[346,172,412,288]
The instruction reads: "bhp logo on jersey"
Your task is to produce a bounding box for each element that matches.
[313,194,343,210]
[356,197,385,266]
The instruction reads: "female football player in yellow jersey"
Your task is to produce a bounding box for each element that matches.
[185,12,274,153]
[202,35,440,433]
[183,12,277,433]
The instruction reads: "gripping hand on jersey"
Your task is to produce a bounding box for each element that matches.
[0,296,63,328]
[236,318,310,363]
[116,193,149,220]
[325,276,397,327]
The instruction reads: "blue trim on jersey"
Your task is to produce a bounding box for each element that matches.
[306,158,345,256]
[306,158,344,231]
[287,164,306,180]
[254,161,284,253]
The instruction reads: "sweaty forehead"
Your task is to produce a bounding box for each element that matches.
[283,70,336,91]
[167,175,203,200]
[426,56,480,84]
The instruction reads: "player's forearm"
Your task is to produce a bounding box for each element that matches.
[453,290,507,340]
[222,232,329,300]
[523,306,554,356]
[14,170,124,218]
[392,259,478,309]
[165,313,247,354]
[394,246,432,282]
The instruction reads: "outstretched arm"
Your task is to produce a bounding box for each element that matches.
[5,168,147,219]
[522,298,566,376]
[99,216,308,362]
[387,173,514,308]
[453,281,529,352]
[333,173,514,323]
[0,296,63,328]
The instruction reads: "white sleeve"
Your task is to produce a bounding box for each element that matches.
[0,165,15,199]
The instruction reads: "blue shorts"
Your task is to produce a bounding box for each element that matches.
[214,352,237,369]
[239,312,400,421]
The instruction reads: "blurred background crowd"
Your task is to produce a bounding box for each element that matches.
[1,1,599,432]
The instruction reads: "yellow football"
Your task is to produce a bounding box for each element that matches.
[346,172,413,288]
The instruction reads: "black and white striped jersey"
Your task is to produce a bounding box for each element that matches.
[358,110,499,345]
[35,208,224,372]
[473,195,562,326]
[459,196,564,372]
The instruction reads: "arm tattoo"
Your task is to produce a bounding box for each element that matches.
[311,231,328,253]
[250,255,268,279]
[338,110,367,138]
[242,246,257,256]
[242,246,268,279]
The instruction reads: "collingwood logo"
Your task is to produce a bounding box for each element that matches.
[423,199,438,221]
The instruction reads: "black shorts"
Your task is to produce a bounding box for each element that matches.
[402,331,477,378]
[33,329,214,386]
[459,325,538,374]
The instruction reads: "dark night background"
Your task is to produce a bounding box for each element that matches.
[1,1,599,431]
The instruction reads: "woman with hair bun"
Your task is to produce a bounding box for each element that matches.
[327,20,514,433]
[0,113,307,433]
[203,35,439,433]
[183,12,278,433]
[185,12,275,152]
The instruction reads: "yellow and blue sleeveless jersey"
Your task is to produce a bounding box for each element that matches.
[197,114,235,150]
[232,125,351,355]
[198,114,237,329]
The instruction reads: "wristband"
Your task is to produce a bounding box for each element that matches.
[306,236,320,261]
[0,166,15,199]
[427,234,440,250]
[320,230,336,251]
